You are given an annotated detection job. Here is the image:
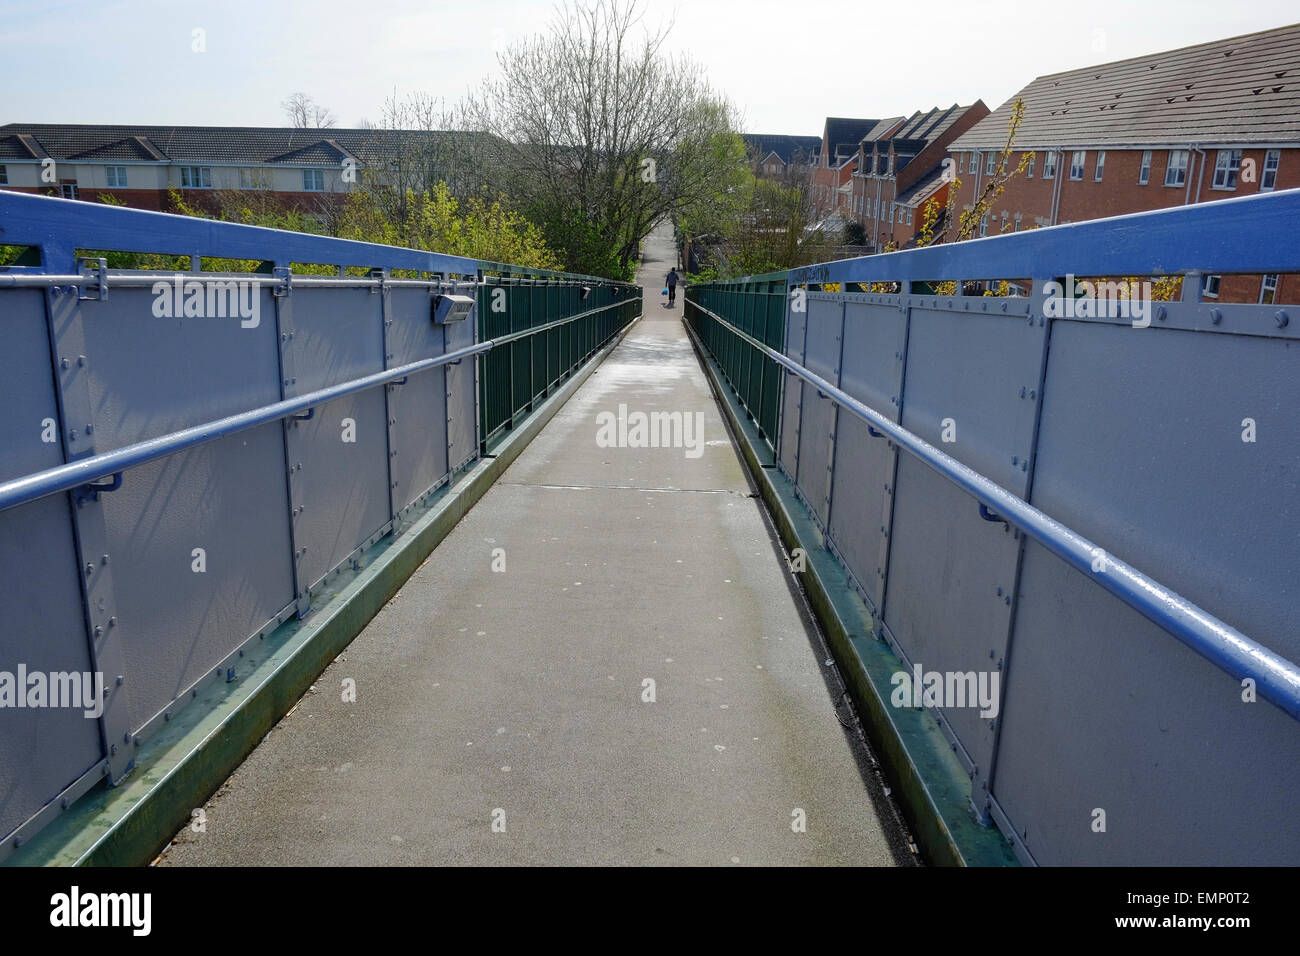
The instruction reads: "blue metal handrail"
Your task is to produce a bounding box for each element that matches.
[690,299,1300,722]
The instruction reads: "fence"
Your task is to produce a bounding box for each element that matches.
[686,189,1300,865]
[0,192,639,856]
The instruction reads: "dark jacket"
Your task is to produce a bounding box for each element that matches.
[666,270,679,287]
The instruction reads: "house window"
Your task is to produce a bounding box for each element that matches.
[0,165,7,185]
[1014,213,1023,232]
[1164,150,1189,187]
[1211,149,1242,190]
[979,215,988,237]
[60,183,79,200]
[180,166,211,188]
[985,152,996,175]
[1203,274,1221,298]
[303,169,325,191]
[968,152,979,174]
[1261,150,1280,191]
[1138,150,1152,184]
[1094,151,1105,181]
[1026,153,1034,178]
[1260,274,1279,304]
[1069,150,1086,180]
[105,166,128,188]
[1043,152,1057,179]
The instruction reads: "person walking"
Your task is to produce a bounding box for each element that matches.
[665,268,679,307]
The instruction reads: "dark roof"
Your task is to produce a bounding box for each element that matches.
[951,22,1300,149]
[824,117,881,161]
[0,124,485,166]
[744,134,821,164]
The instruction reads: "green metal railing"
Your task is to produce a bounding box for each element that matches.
[478,267,642,448]
[683,273,787,449]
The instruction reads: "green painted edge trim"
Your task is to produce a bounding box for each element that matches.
[683,319,1018,868]
[7,314,641,868]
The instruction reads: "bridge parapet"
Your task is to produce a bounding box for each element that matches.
[0,192,639,858]
[686,190,1300,865]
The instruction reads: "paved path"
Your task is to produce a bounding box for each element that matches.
[158,223,913,866]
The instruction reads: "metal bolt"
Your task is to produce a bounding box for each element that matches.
[108,616,117,627]
[996,587,1003,597]
[93,625,103,637]
[69,429,77,441]
[60,357,70,369]
[77,355,86,367]
[85,562,94,576]
[1019,386,1026,398]
[116,675,123,685]
[1210,308,1223,325]
[1011,456,1019,465]
[1275,310,1289,328]
[1156,305,1167,322]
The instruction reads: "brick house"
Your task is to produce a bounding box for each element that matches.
[945,23,1300,303]
[744,134,821,179]
[0,124,485,217]
[845,102,990,250]
[809,117,898,219]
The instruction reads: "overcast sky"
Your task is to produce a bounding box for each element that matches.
[3,0,1296,133]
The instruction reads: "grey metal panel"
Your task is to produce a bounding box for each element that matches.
[991,317,1300,864]
[386,288,449,508]
[443,307,478,473]
[897,304,1044,496]
[778,302,806,479]
[793,297,843,526]
[884,454,1017,776]
[281,287,391,588]
[285,288,384,395]
[881,301,1047,777]
[826,301,907,609]
[0,290,102,841]
[995,540,1300,864]
[289,391,391,590]
[100,424,295,731]
[78,288,282,449]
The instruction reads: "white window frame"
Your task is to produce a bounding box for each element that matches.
[1164,150,1189,187]
[105,165,128,188]
[1138,150,1152,185]
[985,152,996,175]
[60,182,79,200]
[239,168,271,190]
[1261,150,1280,191]
[968,152,979,174]
[1094,151,1105,182]
[181,166,212,189]
[1203,274,1221,298]
[303,168,325,192]
[1043,152,1057,179]
[1069,150,1086,180]
[1026,153,1034,178]
[1211,149,1242,190]
[1260,274,1278,304]
[978,215,988,238]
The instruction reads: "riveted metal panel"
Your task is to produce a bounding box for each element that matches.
[991,316,1300,864]
[826,299,907,609]
[385,287,449,512]
[793,296,843,527]
[71,285,294,732]
[100,426,295,730]
[777,300,805,480]
[881,300,1047,780]
[445,300,479,474]
[0,290,102,842]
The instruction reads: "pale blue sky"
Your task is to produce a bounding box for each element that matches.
[2,0,1296,133]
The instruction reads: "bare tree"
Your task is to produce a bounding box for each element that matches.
[282,92,337,129]
[463,0,744,277]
